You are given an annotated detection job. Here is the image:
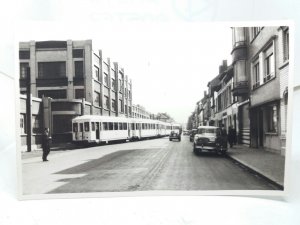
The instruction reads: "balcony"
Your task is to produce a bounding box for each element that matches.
[232,81,249,96]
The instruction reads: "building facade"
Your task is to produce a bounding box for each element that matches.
[189,26,289,155]
[132,104,151,119]
[247,27,288,154]
[19,40,133,144]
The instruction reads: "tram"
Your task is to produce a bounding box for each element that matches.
[72,115,172,144]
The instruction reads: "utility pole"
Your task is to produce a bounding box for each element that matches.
[26,67,32,152]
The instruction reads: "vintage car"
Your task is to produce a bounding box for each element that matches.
[193,126,227,155]
[189,129,197,142]
[169,130,181,141]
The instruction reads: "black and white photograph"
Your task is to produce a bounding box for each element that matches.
[1,1,300,225]
[17,22,292,198]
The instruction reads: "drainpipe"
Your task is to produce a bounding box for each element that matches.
[26,67,32,152]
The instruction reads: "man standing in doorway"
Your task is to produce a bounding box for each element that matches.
[42,128,51,161]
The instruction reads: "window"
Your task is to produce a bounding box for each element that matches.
[111,99,116,111]
[91,122,95,131]
[19,50,30,59]
[74,61,84,78]
[103,122,108,130]
[20,63,29,79]
[38,90,67,99]
[75,89,84,99]
[32,115,42,134]
[283,28,289,61]
[267,105,278,133]
[114,122,118,130]
[94,91,101,107]
[73,123,78,132]
[79,123,83,132]
[264,44,275,82]
[104,73,109,86]
[119,99,123,112]
[111,78,116,91]
[38,62,66,78]
[119,122,123,130]
[251,27,261,40]
[123,123,127,130]
[103,63,109,74]
[109,122,113,130]
[119,79,122,92]
[104,95,109,109]
[94,66,100,81]
[252,60,260,89]
[84,122,89,132]
[73,49,84,58]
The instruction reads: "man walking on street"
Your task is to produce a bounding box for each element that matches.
[42,128,51,162]
[228,125,235,148]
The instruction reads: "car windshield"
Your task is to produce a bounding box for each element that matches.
[197,128,217,134]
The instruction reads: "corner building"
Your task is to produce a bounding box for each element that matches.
[19,40,133,143]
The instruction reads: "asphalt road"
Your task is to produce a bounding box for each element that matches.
[46,136,278,193]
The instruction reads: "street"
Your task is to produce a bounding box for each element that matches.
[22,136,279,195]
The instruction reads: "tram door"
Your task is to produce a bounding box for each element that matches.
[79,123,84,140]
[128,123,130,138]
[96,122,100,140]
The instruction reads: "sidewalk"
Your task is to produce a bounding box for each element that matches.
[21,142,80,159]
[227,145,285,189]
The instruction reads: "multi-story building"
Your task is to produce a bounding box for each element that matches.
[247,27,287,154]
[132,104,151,119]
[19,40,133,143]
[213,61,238,132]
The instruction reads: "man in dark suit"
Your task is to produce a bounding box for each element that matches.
[42,128,51,161]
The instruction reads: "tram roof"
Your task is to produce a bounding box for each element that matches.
[72,115,172,124]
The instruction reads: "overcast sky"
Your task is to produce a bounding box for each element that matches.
[17,21,232,124]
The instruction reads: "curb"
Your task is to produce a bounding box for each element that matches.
[227,154,284,190]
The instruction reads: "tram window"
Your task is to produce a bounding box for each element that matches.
[79,123,83,132]
[84,122,89,131]
[114,122,118,130]
[123,123,127,130]
[103,122,108,130]
[136,123,139,130]
[131,123,135,130]
[109,122,114,130]
[119,122,123,130]
[73,123,78,132]
[91,122,95,131]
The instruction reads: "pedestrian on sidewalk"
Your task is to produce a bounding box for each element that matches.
[42,128,52,162]
[220,124,228,149]
[228,125,235,148]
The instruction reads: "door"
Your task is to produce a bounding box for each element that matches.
[79,123,84,140]
[96,122,100,140]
